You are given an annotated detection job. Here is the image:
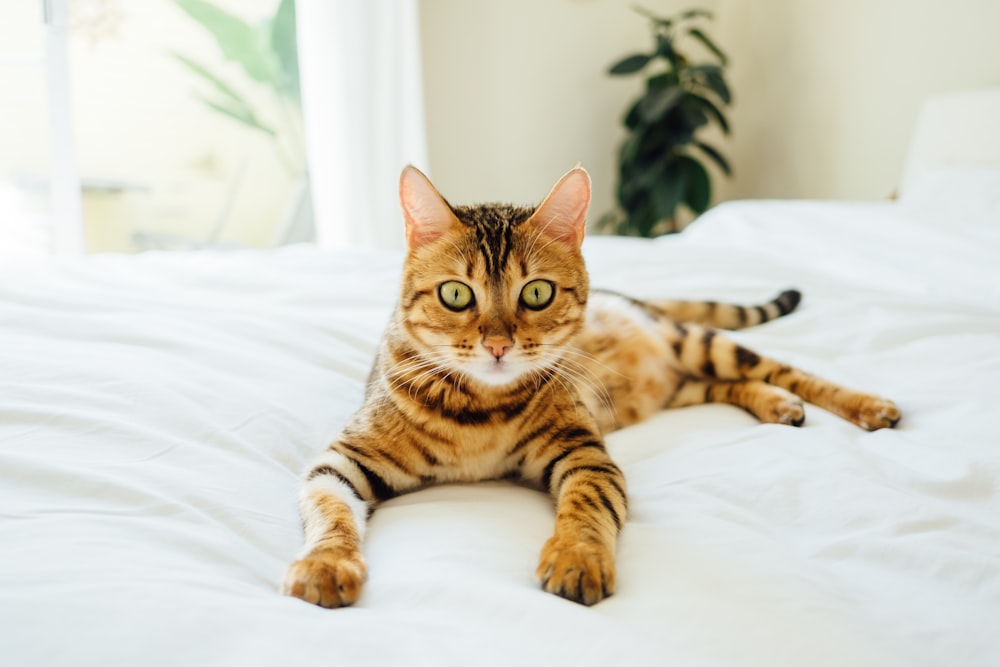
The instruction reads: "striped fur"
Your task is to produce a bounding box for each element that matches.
[282,166,900,609]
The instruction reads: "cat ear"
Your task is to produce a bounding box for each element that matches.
[399,165,461,250]
[527,166,591,248]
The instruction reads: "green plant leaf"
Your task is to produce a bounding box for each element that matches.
[174,0,282,88]
[271,0,300,100]
[646,71,679,91]
[619,129,645,166]
[688,27,728,65]
[680,9,714,20]
[635,153,667,189]
[687,93,730,133]
[171,52,246,105]
[655,33,677,63]
[620,161,648,207]
[707,71,732,105]
[197,94,276,136]
[678,97,709,130]
[631,122,672,155]
[649,159,685,229]
[632,5,673,28]
[687,65,732,105]
[685,63,723,78]
[678,156,711,213]
[609,53,653,75]
[629,199,658,237]
[695,142,731,175]
[623,98,644,130]
[638,85,684,123]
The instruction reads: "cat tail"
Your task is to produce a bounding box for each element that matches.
[640,289,801,330]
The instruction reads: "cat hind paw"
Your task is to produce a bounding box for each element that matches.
[857,398,901,431]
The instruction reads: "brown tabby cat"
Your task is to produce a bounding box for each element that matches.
[282,166,900,608]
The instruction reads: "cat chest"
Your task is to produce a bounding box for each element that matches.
[378,381,570,483]
[415,421,522,483]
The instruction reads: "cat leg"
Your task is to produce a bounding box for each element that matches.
[282,449,376,608]
[667,322,900,430]
[668,379,805,426]
[525,435,628,605]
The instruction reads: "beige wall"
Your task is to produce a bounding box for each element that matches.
[420,0,1000,220]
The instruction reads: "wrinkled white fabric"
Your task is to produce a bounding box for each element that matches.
[1,200,998,667]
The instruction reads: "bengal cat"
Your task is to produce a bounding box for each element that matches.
[282,166,900,608]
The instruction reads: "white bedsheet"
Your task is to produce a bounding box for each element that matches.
[1,199,998,666]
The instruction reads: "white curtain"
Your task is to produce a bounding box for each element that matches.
[295,0,428,251]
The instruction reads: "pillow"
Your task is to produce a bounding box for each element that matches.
[898,165,1000,225]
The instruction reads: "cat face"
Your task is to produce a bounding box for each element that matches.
[397,167,591,388]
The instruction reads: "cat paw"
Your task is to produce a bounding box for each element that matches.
[750,386,805,427]
[856,397,901,431]
[282,548,367,608]
[536,535,615,606]
[766,395,806,427]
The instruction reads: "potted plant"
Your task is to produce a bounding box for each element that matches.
[598,7,733,236]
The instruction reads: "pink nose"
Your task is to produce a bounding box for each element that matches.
[482,335,514,359]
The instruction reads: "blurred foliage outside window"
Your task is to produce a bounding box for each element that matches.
[0,0,308,254]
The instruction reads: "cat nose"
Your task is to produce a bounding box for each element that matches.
[482,335,514,360]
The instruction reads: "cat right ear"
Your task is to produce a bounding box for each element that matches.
[399,165,461,250]
[527,166,591,248]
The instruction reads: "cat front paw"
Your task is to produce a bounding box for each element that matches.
[282,548,367,608]
[536,535,615,606]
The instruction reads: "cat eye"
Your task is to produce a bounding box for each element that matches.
[438,281,475,311]
[520,280,555,310]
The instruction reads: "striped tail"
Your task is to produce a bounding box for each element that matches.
[642,289,802,330]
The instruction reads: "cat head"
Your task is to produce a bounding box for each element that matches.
[395,166,591,389]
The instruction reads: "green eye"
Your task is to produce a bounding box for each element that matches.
[439,281,474,311]
[520,280,555,310]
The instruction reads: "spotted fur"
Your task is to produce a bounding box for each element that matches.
[282,166,900,609]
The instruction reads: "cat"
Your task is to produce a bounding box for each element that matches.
[281,165,900,608]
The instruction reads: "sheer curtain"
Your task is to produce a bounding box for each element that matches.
[44,0,84,255]
[295,0,428,251]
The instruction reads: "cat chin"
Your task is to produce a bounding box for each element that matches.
[462,361,534,388]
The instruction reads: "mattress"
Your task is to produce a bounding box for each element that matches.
[1,196,998,666]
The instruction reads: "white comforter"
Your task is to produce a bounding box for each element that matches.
[1,199,998,666]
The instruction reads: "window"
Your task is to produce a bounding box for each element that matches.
[0,0,310,257]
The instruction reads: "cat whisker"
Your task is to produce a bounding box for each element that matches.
[530,346,616,420]
[384,342,478,399]
[383,357,441,385]
[381,354,450,403]
[555,346,631,381]
[552,358,616,419]
[543,366,580,416]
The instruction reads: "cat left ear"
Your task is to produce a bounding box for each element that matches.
[527,166,591,248]
[399,165,461,250]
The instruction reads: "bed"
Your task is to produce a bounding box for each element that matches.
[2,105,999,666]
